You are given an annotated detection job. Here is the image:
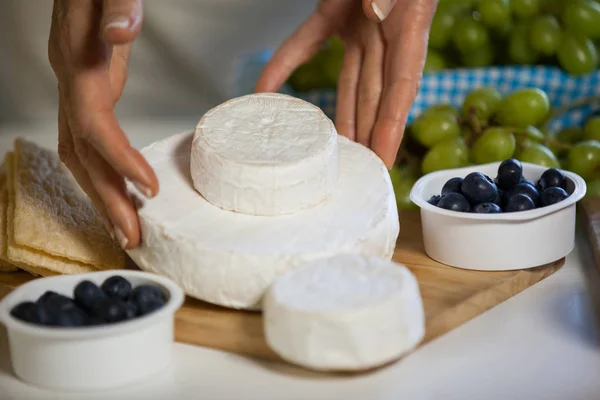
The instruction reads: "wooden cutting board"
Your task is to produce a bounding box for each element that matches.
[0,210,563,361]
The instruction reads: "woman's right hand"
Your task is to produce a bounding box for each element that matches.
[48,0,158,250]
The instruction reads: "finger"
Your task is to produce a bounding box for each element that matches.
[254,8,335,93]
[73,138,141,249]
[363,0,398,22]
[58,96,113,238]
[110,44,132,102]
[334,44,362,142]
[371,2,435,169]
[101,0,143,45]
[356,30,384,147]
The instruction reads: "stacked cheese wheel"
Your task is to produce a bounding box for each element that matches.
[128,93,425,371]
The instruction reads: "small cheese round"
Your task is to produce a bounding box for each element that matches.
[127,131,398,310]
[190,93,339,216]
[263,255,425,372]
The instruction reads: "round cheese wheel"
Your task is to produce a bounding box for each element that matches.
[263,255,425,371]
[190,93,339,216]
[127,131,398,309]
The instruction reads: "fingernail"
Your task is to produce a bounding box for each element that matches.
[371,0,396,21]
[133,180,154,199]
[114,225,129,250]
[104,17,132,32]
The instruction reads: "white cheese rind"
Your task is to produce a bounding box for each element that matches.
[263,255,425,371]
[127,131,399,309]
[190,93,339,216]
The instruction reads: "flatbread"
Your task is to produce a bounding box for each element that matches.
[5,150,111,276]
[11,139,124,269]
[0,162,18,272]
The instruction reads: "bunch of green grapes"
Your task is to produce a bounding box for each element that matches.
[288,37,344,92]
[425,0,600,75]
[391,86,600,209]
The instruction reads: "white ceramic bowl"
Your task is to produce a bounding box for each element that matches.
[409,162,587,271]
[0,270,185,392]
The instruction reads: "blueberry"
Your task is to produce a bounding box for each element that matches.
[473,202,502,213]
[493,190,503,207]
[74,280,106,311]
[87,316,105,326]
[541,187,569,206]
[505,194,536,212]
[427,195,442,206]
[436,192,471,212]
[441,177,463,196]
[101,276,132,301]
[138,298,165,316]
[51,307,89,327]
[460,172,499,205]
[37,291,77,314]
[91,298,128,323]
[124,302,139,319]
[10,301,38,323]
[537,168,567,191]
[510,182,540,206]
[131,285,166,305]
[496,159,523,190]
[520,177,536,188]
[32,302,54,325]
[132,285,167,316]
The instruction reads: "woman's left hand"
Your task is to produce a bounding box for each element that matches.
[255,0,437,169]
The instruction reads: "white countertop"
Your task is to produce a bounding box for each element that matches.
[1,120,600,400]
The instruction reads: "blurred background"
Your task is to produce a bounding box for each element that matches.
[3,0,600,207]
[0,0,316,132]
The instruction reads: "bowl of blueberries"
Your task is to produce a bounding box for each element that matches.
[0,270,185,392]
[409,159,587,271]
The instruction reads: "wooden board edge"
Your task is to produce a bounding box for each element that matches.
[421,258,564,345]
[579,198,600,274]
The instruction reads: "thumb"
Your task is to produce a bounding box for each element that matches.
[101,0,143,45]
[363,0,398,22]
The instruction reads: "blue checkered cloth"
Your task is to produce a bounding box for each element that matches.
[234,51,600,134]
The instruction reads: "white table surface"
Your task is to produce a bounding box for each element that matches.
[1,120,600,400]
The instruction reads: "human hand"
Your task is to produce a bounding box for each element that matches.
[48,0,157,250]
[254,0,437,169]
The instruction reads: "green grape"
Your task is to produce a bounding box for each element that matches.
[411,110,461,147]
[557,126,584,143]
[585,178,600,198]
[424,104,459,117]
[461,45,495,67]
[509,23,539,64]
[389,166,419,210]
[516,142,561,168]
[421,137,470,175]
[529,15,561,55]
[477,0,511,28]
[557,32,598,75]
[516,125,546,145]
[584,116,600,140]
[424,50,448,72]
[511,0,542,19]
[563,0,600,40]
[322,36,344,87]
[462,87,503,122]
[471,127,517,164]
[567,140,600,179]
[496,88,550,128]
[451,16,490,54]
[438,0,475,10]
[548,126,582,157]
[543,0,565,17]
[288,52,332,91]
[429,7,456,49]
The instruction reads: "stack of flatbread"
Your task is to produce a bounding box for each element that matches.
[0,138,125,276]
